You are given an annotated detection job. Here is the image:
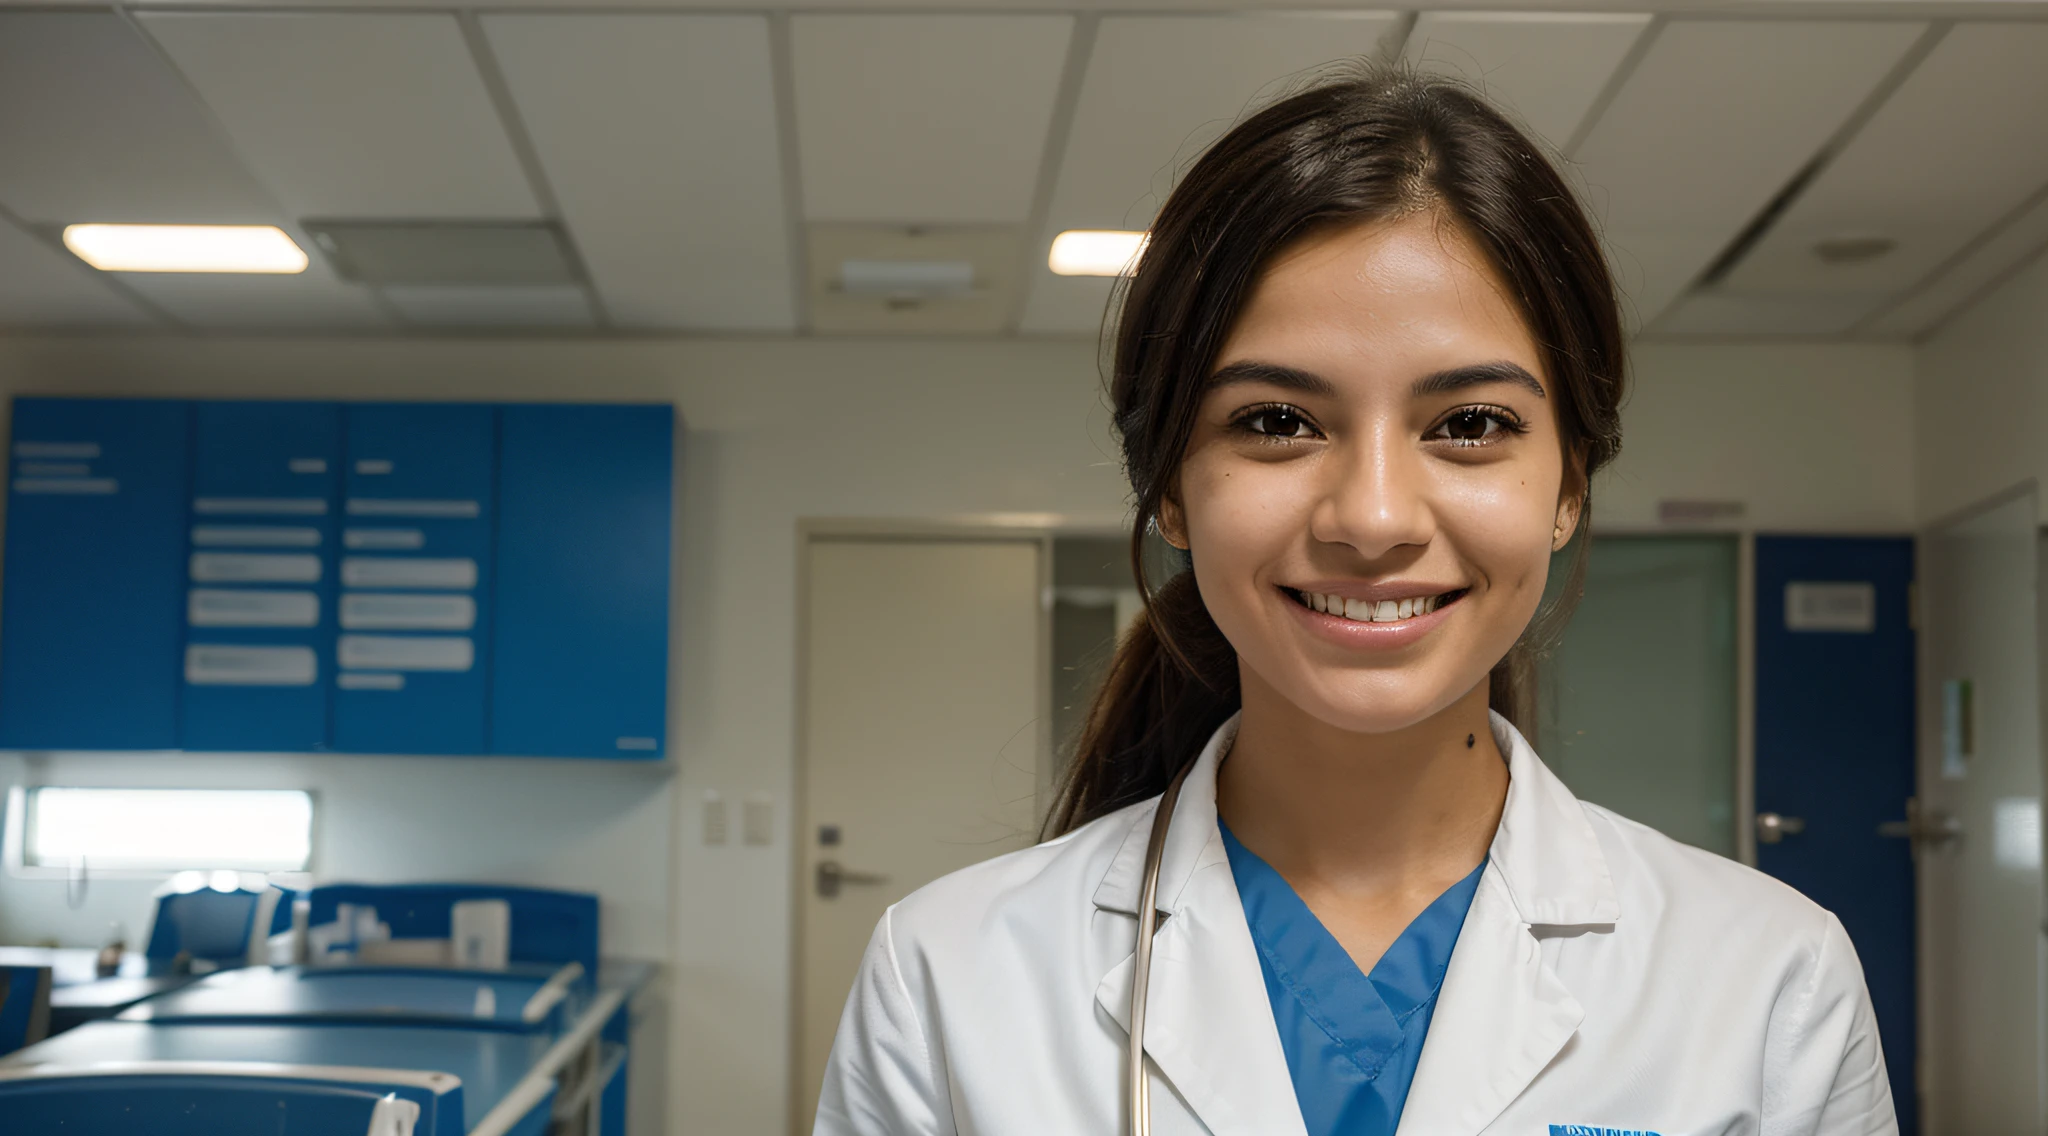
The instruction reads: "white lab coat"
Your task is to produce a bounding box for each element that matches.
[815,712,1896,1136]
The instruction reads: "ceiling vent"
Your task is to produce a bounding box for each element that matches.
[807,224,1021,335]
[303,220,583,287]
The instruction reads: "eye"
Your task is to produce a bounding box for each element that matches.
[1235,405,1318,440]
[1429,406,1523,446]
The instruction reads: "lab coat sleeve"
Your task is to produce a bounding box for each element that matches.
[812,906,955,1136]
[1761,911,1898,1136]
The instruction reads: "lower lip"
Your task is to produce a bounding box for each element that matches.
[1283,589,1462,650]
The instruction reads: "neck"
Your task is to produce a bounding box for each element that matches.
[1215,670,1509,895]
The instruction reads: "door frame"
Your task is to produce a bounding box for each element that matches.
[1912,479,2039,1135]
[787,519,1055,1135]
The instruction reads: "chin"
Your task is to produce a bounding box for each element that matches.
[1281,669,1479,737]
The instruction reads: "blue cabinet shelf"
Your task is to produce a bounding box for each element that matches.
[0,397,673,759]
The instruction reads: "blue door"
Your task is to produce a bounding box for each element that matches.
[1754,536,1916,1132]
[0,398,191,750]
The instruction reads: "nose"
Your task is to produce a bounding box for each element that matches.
[1308,423,1436,560]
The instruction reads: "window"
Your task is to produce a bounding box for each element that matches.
[15,787,313,873]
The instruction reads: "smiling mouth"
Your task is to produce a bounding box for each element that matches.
[1282,587,1469,624]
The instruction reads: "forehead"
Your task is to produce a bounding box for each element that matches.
[1214,212,1544,390]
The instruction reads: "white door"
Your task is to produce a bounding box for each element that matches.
[1918,486,2042,1134]
[794,535,1048,1132]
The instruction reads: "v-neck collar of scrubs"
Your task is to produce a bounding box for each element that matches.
[1218,819,1485,1136]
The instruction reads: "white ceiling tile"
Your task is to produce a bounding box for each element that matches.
[1724,23,2048,304]
[0,220,158,329]
[1573,19,1926,326]
[795,15,1073,225]
[119,256,391,331]
[484,14,794,332]
[1860,187,2048,339]
[136,13,539,220]
[0,12,277,224]
[1022,12,1400,333]
[1404,12,1650,149]
[383,285,595,329]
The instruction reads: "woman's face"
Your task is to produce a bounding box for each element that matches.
[1161,211,1577,735]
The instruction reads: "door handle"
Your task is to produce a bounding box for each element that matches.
[815,860,889,899]
[1756,812,1807,844]
[1876,797,1960,849]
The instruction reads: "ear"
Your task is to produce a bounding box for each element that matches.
[1552,461,1588,551]
[1155,494,1190,551]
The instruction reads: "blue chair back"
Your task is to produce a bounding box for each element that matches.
[307,883,599,975]
[0,964,50,1054]
[0,1074,450,1136]
[145,887,269,972]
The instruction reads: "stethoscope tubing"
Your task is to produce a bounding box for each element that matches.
[1128,759,1196,1136]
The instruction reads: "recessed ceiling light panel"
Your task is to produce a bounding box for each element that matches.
[62,224,309,274]
[1049,229,1148,277]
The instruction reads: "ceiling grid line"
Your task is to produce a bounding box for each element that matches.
[767,10,813,334]
[456,8,612,329]
[1644,18,1951,335]
[1561,13,1661,159]
[1003,13,1100,335]
[1863,176,2048,340]
[1377,10,1419,62]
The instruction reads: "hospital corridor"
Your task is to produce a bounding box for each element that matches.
[0,2,2044,1135]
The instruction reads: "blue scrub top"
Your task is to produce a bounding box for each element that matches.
[1219,820,1485,1136]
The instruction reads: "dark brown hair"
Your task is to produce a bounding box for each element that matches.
[1044,65,1626,837]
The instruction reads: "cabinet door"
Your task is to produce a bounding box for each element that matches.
[0,398,191,750]
[180,402,341,752]
[491,404,671,758]
[332,404,495,755]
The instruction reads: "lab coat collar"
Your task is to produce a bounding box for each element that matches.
[1090,709,1618,1136]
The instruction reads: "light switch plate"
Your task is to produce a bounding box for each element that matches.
[703,792,729,846]
[743,795,773,846]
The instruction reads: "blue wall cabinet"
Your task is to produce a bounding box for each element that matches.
[180,401,342,752]
[0,398,192,750]
[0,397,673,759]
[331,404,496,755]
[492,405,672,758]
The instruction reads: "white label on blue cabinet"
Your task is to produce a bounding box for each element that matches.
[343,528,425,551]
[194,497,330,516]
[14,441,100,459]
[15,478,117,495]
[189,589,320,628]
[346,499,480,519]
[186,645,318,686]
[355,460,394,475]
[341,557,476,590]
[337,672,405,691]
[289,458,329,474]
[192,526,322,548]
[191,553,322,584]
[338,635,474,672]
[18,462,90,477]
[340,593,475,631]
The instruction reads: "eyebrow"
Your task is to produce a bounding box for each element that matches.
[1204,358,1547,400]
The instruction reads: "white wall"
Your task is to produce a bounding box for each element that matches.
[0,332,1916,1134]
[1913,251,2048,525]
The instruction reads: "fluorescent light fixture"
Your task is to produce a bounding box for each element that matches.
[839,259,976,297]
[1048,229,1149,277]
[26,787,313,871]
[62,224,309,274]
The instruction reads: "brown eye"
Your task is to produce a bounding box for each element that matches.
[1430,407,1520,446]
[1244,407,1313,438]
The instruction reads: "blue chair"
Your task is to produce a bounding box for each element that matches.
[306,883,599,977]
[0,964,50,1055]
[144,882,284,976]
[0,1073,445,1136]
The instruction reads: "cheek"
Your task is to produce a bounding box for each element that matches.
[1178,452,1313,573]
[1438,460,1562,595]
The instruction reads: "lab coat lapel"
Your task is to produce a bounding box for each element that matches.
[1394,712,1618,1136]
[1093,715,1309,1136]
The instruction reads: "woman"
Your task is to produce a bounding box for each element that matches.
[815,67,1893,1136]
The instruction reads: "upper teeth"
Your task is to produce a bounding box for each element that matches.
[1300,591,1446,623]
